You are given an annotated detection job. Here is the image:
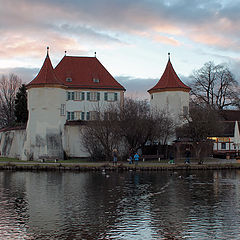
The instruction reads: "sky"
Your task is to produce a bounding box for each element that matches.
[1,0,240,99]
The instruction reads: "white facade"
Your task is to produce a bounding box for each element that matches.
[65,90,123,120]
[150,90,189,124]
[21,87,124,160]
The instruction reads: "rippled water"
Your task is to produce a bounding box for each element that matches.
[0,170,240,239]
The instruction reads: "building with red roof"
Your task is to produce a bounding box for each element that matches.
[148,54,191,125]
[22,49,125,160]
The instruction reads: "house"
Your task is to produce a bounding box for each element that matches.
[148,53,191,125]
[208,110,240,157]
[21,48,125,160]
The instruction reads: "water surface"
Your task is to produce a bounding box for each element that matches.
[0,170,240,239]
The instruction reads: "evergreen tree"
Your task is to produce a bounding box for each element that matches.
[14,84,28,124]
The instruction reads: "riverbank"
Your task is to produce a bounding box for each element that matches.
[0,158,240,171]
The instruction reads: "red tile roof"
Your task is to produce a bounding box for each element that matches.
[148,58,190,93]
[55,56,125,90]
[27,53,64,88]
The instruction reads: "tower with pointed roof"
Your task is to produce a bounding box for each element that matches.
[148,54,191,125]
[22,48,67,160]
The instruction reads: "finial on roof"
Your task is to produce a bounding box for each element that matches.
[168,52,170,60]
[94,52,96,57]
[65,50,67,56]
[46,46,49,56]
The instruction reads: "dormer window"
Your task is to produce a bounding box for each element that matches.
[66,77,72,82]
[93,78,99,83]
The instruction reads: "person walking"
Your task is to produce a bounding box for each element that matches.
[169,151,175,164]
[112,149,118,165]
[185,148,191,164]
[134,152,140,166]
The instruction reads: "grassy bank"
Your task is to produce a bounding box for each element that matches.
[0,157,239,171]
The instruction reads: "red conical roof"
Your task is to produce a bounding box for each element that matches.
[27,52,64,88]
[148,58,190,93]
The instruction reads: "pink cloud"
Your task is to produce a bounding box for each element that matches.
[0,31,84,59]
[153,34,181,46]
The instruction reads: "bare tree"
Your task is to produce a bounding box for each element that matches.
[80,106,121,161]
[190,62,239,109]
[179,105,223,160]
[118,98,155,152]
[80,98,176,161]
[152,110,175,145]
[0,74,22,127]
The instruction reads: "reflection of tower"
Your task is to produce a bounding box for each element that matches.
[148,53,191,125]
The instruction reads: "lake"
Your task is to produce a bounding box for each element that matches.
[0,170,240,239]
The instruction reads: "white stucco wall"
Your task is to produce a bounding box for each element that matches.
[0,129,26,159]
[150,90,189,124]
[22,87,66,160]
[0,125,90,160]
[64,125,90,158]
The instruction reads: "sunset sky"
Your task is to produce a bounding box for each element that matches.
[0,0,240,99]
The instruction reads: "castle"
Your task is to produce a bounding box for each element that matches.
[0,50,190,160]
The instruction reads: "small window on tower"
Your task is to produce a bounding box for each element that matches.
[66,77,72,82]
[93,78,99,83]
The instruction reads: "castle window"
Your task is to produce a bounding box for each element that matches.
[67,111,75,120]
[75,111,80,120]
[74,91,85,101]
[66,77,72,82]
[87,92,100,101]
[93,78,99,83]
[81,112,85,120]
[60,104,65,116]
[86,111,99,120]
[90,111,99,120]
[86,112,90,120]
[74,111,85,120]
[104,92,118,101]
[67,91,75,100]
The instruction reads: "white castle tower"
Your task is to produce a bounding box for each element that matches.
[148,54,191,125]
[22,48,66,160]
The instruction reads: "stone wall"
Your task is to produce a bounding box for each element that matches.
[0,125,90,160]
[64,125,90,158]
[0,129,26,159]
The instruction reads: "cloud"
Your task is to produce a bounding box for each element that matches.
[116,76,158,100]
[1,0,240,72]
[0,67,39,83]
[153,34,181,46]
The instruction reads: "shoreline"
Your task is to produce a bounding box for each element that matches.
[0,162,240,172]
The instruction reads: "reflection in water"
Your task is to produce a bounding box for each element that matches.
[0,170,240,239]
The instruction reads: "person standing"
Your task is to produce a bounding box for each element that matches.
[185,148,191,164]
[112,149,118,165]
[134,152,140,166]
